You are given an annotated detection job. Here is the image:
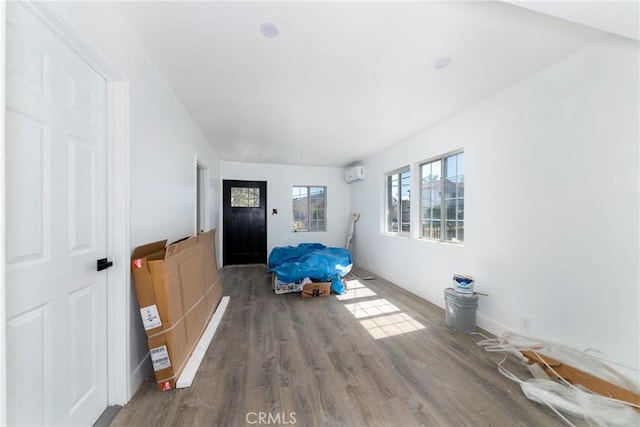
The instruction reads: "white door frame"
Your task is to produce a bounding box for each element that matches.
[1,1,7,424]
[1,2,132,420]
[195,157,210,234]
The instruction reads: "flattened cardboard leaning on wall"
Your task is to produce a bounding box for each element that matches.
[131,229,223,391]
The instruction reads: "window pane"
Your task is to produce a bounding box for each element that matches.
[292,186,326,232]
[310,187,325,232]
[446,221,457,239]
[430,160,441,180]
[422,204,431,220]
[445,220,463,243]
[422,220,441,239]
[446,155,457,178]
[429,160,441,202]
[457,152,464,177]
[400,170,411,233]
[386,169,410,234]
[292,186,308,231]
[422,160,440,183]
[446,200,456,220]
[421,160,441,239]
[444,178,456,201]
[457,176,464,199]
[432,201,441,220]
[421,153,463,242]
[387,174,399,232]
[231,187,260,207]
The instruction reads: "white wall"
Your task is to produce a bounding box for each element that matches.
[220,161,351,262]
[351,35,639,376]
[43,2,221,397]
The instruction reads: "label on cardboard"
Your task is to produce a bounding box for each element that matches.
[453,274,475,294]
[140,305,162,330]
[150,345,171,371]
[133,258,144,269]
[302,283,331,297]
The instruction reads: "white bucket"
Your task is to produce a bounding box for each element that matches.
[452,274,475,295]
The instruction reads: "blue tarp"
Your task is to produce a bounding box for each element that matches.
[268,243,352,294]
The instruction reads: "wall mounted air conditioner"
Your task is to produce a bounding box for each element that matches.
[344,165,365,183]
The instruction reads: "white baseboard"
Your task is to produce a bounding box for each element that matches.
[176,296,230,389]
[129,353,151,397]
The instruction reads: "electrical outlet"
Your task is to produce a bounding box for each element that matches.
[520,316,532,333]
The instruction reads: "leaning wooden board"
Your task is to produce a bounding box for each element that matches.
[521,350,640,411]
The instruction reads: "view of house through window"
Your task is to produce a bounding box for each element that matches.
[231,187,260,207]
[292,186,326,232]
[420,151,464,242]
[386,168,411,233]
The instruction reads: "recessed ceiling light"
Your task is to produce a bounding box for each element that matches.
[434,57,452,69]
[260,22,279,39]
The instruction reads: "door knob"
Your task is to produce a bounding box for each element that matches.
[97,258,113,271]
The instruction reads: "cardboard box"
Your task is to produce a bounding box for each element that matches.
[272,274,306,294]
[301,282,331,297]
[131,229,223,391]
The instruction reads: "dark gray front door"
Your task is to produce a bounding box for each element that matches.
[222,180,267,265]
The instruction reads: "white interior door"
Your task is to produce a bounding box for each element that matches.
[5,3,109,425]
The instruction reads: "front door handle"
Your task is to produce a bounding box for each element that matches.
[97,258,113,271]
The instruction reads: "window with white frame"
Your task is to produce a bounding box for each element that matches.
[386,168,411,234]
[292,186,326,232]
[420,151,464,242]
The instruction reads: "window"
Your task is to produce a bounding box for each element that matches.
[386,168,411,234]
[292,186,326,232]
[420,151,464,242]
[231,187,260,207]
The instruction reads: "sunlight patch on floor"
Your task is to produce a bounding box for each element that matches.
[343,298,399,319]
[344,279,367,290]
[359,312,426,339]
[340,283,426,339]
[336,281,377,300]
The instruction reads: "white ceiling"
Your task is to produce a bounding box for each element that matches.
[114,1,635,167]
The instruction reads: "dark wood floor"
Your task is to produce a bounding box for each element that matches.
[112,266,581,427]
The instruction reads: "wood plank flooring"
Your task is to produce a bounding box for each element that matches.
[112,266,583,427]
